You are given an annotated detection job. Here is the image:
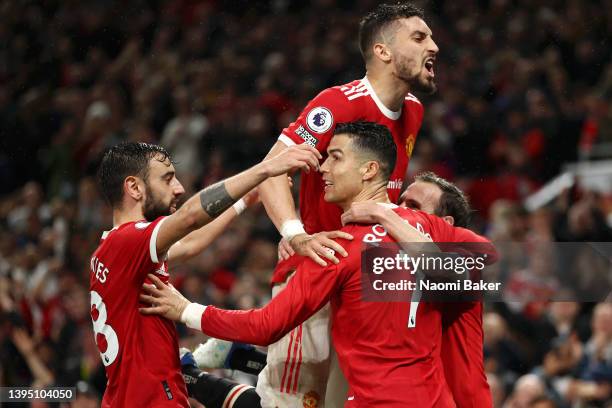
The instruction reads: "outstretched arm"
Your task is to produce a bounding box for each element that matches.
[140,257,342,345]
[155,144,321,261]
[167,190,258,266]
[259,141,353,266]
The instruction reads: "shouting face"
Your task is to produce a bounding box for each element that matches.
[386,16,438,94]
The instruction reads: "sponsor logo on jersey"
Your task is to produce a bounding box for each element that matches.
[306,107,333,134]
[406,134,415,157]
[387,178,403,190]
[295,125,318,147]
[135,221,151,229]
[303,390,320,408]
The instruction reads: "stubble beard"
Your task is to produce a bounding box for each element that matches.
[143,183,171,221]
[396,57,437,95]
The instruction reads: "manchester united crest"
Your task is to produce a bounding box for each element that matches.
[302,390,320,408]
[406,134,415,157]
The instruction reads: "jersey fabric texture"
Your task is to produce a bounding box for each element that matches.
[198,207,493,407]
[273,76,424,285]
[89,217,189,407]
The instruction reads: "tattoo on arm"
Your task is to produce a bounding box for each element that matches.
[199,181,236,218]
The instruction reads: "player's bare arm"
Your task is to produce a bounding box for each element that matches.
[260,140,354,266]
[259,140,301,233]
[341,201,433,246]
[155,144,321,261]
[167,189,258,266]
[141,255,339,346]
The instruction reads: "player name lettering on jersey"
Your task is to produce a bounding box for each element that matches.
[90,256,109,283]
[363,217,432,244]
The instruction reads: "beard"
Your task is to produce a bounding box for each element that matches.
[395,57,437,95]
[143,183,172,221]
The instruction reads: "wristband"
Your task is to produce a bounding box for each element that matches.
[180,303,207,330]
[232,198,247,215]
[280,219,306,241]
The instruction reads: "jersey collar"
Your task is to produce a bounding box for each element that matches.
[362,76,402,120]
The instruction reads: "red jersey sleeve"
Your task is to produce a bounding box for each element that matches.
[199,258,345,346]
[423,214,498,264]
[108,216,168,279]
[278,87,355,153]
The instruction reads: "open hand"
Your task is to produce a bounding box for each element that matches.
[263,144,322,176]
[290,231,353,266]
[341,201,386,226]
[139,274,191,322]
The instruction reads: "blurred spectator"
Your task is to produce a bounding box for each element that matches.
[503,374,546,408]
[160,86,209,193]
[0,1,610,405]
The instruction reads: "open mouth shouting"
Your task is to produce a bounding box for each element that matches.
[424,56,435,78]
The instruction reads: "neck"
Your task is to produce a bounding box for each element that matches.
[366,70,410,112]
[340,183,391,212]
[112,204,145,228]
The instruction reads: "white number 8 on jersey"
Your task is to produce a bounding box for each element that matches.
[90,290,119,366]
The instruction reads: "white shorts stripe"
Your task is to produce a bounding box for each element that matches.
[222,384,253,408]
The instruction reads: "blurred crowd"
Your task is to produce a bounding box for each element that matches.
[0,0,611,406]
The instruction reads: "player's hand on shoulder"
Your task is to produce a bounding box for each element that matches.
[289,231,353,266]
[340,201,387,226]
[139,274,190,322]
[262,144,322,176]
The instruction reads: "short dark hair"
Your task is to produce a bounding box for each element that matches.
[334,121,396,181]
[97,142,173,207]
[359,2,425,61]
[415,171,471,228]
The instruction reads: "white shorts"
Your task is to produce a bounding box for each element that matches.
[257,278,348,408]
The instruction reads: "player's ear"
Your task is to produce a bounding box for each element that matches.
[372,42,392,63]
[442,215,454,226]
[361,161,379,181]
[124,176,144,201]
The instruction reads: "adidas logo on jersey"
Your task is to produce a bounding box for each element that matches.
[340,83,369,101]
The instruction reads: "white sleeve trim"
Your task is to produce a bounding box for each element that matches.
[278,133,297,146]
[181,303,207,330]
[149,217,167,263]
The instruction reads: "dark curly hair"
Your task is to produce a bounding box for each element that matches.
[359,2,425,61]
[97,142,173,207]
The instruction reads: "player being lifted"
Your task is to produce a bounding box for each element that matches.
[90,141,320,407]
[140,122,494,407]
[257,3,438,406]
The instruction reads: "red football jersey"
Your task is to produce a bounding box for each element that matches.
[273,77,424,283]
[439,230,496,408]
[89,217,188,407]
[198,206,494,407]
[441,302,492,408]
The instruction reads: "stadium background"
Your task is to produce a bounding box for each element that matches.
[0,0,611,406]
